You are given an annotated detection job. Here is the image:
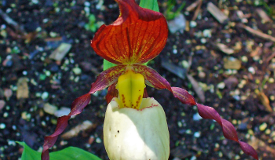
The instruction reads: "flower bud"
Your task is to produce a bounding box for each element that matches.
[103,97,170,160]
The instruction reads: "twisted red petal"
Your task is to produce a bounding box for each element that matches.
[91,0,168,64]
[106,83,118,104]
[196,103,258,159]
[133,65,258,159]
[133,64,171,90]
[41,65,126,160]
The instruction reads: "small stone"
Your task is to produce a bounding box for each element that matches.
[217,82,225,89]
[4,88,12,100]
[41,92,49,100]
[21,111,31,121]
[73,67,82,75]
[167,13,186,33]
[54,107,71,117]
[181,60,189,69]
[198,71,206,79]
[203,29,212,38]
[194,132,201,138]
[0,123,6,129]
[193,113,202,121]
[43,103,58,115]
[190,21,197,28]
[259,123,267,131]
[248,67,255,74]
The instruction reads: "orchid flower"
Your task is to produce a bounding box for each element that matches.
[42,0,258,160]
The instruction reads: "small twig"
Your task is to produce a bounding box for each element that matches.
[186,0,200,12]
[238,23,275,42]
[192,0,202,21]
[266,52,275,63]
[0,9,25,33]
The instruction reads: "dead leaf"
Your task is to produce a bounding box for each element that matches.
[187,74,205,103]
[238,24,275,42]
[207,2,228,23]
[250,46,262,57]
[216,43,235,55]
[61,121,95,139]
[49,43,72,61]
[258,91,273,112]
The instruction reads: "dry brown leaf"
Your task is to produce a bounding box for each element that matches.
[186,74,205,103]
[216,43,235,55]
[250,46,262,57]
[61,121,95,139]
[239,24,275,42]
[258,91,273,112]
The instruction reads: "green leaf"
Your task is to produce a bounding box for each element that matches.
[17,141,101,160]
[103,0,160,70]
[139,0,159,12]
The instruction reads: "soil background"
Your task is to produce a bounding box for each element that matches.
[0,0,275,160]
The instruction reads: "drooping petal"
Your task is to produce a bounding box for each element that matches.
[91,0,168,65]
[106,84,118,104]
[88,65,126,94]
[133,65,171,90]
[196,103,258,159]
[133,64,258,159]
[171,87,196,106]
[41,65,126,160]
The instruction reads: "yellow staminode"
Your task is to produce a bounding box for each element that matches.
[116,70,145,109]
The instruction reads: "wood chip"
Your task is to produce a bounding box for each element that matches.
[258,91,273,113]
[61,121,95,139]
[187,74,205,103]
[49,43,72,61]
[238,24,275,42]
[216,43,235,55]
[0,9,25,33]
[223,57,241,70]
[256,8,272,24]
[207,2,228,23]
[250,46,261,57]
[16,77,29,99]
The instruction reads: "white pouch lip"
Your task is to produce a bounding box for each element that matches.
[103,97,170,160]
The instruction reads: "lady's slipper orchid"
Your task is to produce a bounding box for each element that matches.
[42,0,258,160]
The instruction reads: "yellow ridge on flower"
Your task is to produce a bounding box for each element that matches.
[116,69,145,109]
